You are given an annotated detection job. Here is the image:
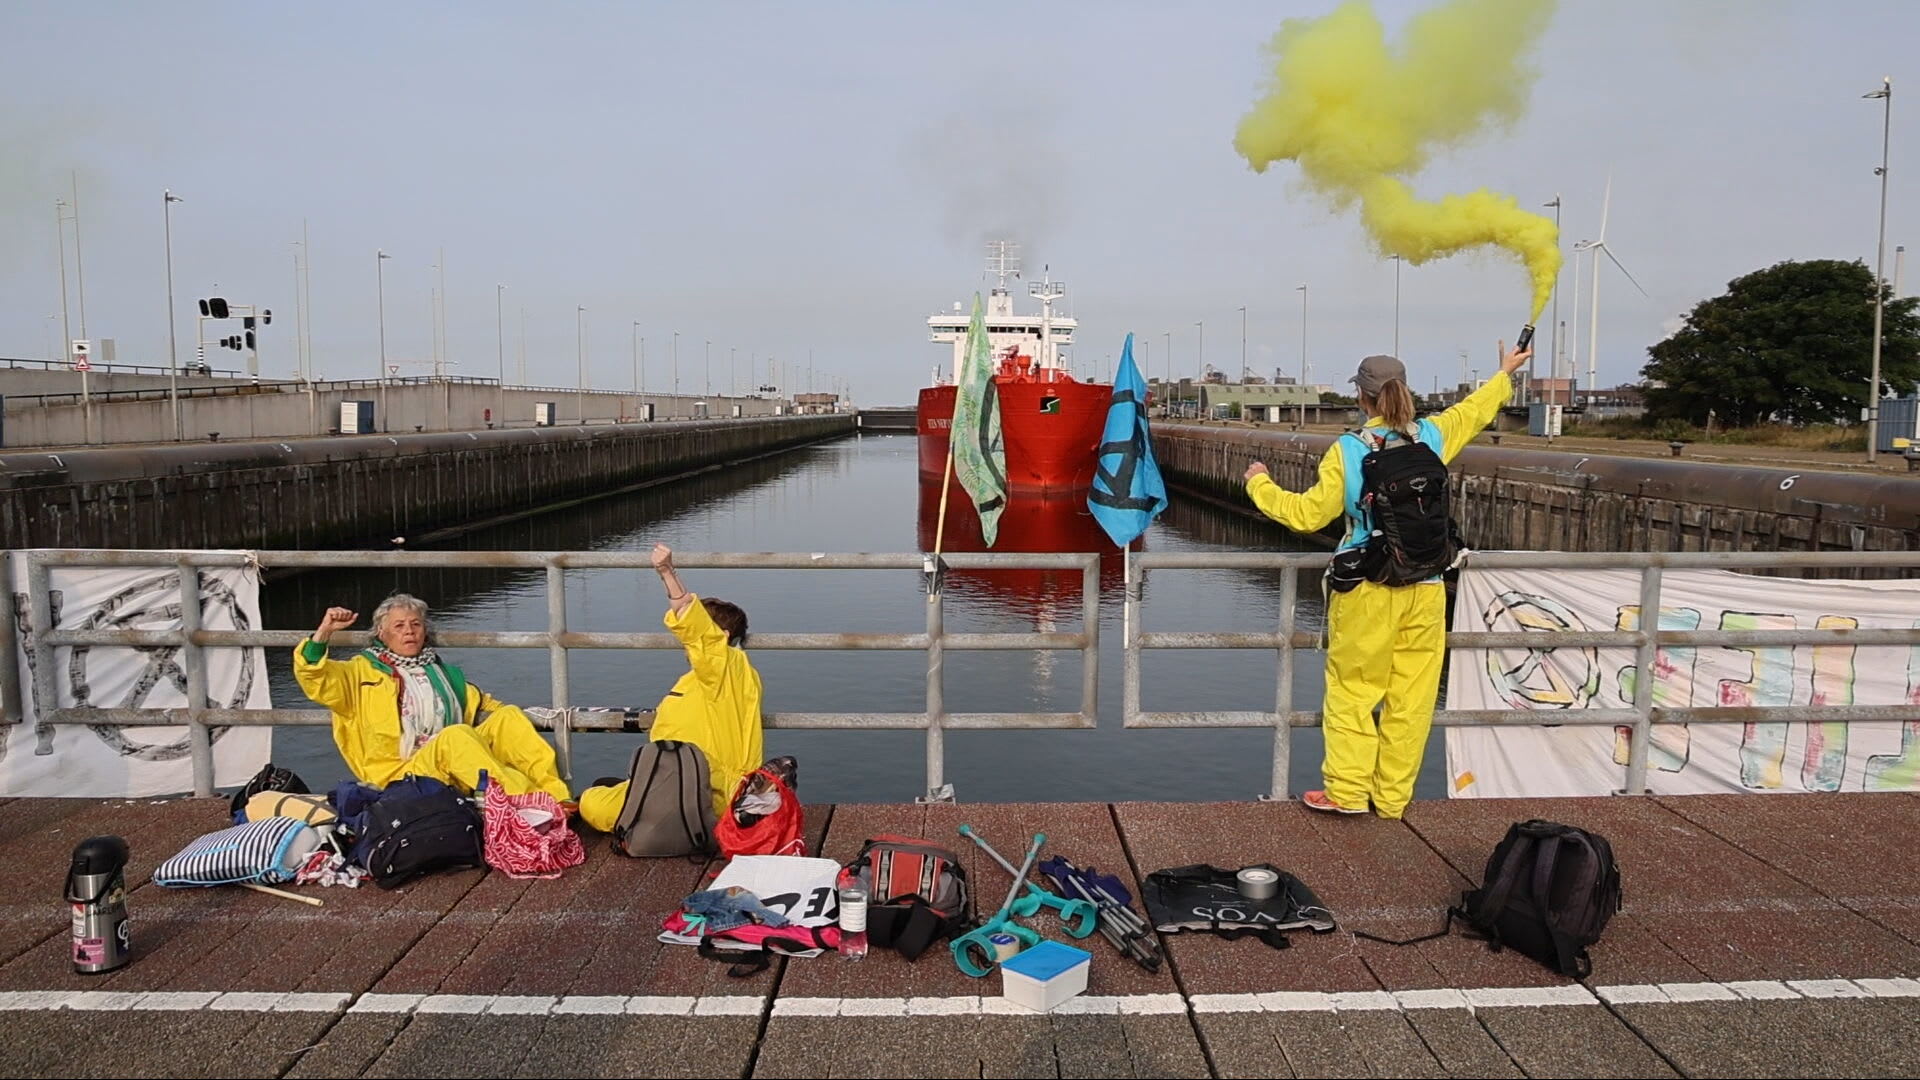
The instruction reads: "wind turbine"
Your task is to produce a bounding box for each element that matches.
[1573,176,1648,395]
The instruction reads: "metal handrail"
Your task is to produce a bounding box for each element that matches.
[1123,548,1920,799]
[3,549,1101,803]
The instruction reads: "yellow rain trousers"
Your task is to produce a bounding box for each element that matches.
[293,641,572,803]
[578,596,764,833]
[1245,372,1512,818]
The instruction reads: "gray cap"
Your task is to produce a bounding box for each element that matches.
[1350,354,1407,397]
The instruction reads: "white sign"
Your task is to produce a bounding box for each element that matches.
[71,338,90,372]
[1444,566,1920,798]
[3,553,272,797]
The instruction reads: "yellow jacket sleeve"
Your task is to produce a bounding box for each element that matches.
[1430,371,1514,463]
[293,638,356,713]
[1244,445,1347,535]
[667,596,732,693]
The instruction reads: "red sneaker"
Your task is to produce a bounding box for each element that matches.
[1302,790,1367,814]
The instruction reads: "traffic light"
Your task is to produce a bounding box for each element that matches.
[220,336,242,351]
[199,298,230,319]
[245,330,255,350]
[243,316,256,330]
[262,309,271,325]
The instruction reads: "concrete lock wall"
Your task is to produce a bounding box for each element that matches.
[0,415,853,551]
[1,381,785,448]
[1154,424,1920,558]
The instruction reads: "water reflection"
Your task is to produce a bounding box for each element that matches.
[915,477,1133,624]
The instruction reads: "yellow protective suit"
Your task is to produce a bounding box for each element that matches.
[1245,372,1512,818]
[578,596,765,832]
[293,641,572,803]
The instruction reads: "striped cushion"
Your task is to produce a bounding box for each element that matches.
[154,817,319,887]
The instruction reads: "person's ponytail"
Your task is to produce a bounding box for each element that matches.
[1377,378,1416,438]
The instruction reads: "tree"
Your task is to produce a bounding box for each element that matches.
[1641,259,1920,426]
[1319,391,1357,406]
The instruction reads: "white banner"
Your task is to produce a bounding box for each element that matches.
[1445,567,1920,798]
[4,553,272,797]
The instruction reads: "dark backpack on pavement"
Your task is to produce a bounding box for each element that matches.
[1357,818,1622,978]
[1348,428,1462,587]
[355,785,486,889]
[229,762,310,824]
[1459,819,1621,977]
[610,739,718,858]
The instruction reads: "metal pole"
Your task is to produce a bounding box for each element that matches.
[705,340,712,399]
[496,283,507,425]
[1271,565,1297,800]
[1867,77,1893,463]
[1297,284,1309,427]
[1543,195,1562,408]
[178,561,214,798]
[632,322,641,396]
[302,218,313,381]
[377,250,391,431]
[518,306,526,384]
[1239,305,1247,382]
[1081,556,1100,730]
[923,583,947,801]
[672,331,679,403]
[545,562,573,781]
[1621,566,1663,794]
[164,190,183,440]
[71,172,88,341]
[55,201,71,378]
[1393,256,1402,359]
[577,305,587,423]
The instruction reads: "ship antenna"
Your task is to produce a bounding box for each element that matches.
[985,239,1022,292]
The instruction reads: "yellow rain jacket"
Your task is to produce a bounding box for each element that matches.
[293,641,571,802]
[1245,372,1512,818]
[578,596,765,832]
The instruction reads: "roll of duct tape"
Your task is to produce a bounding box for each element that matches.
[1236,867,1280,901]
[989,933,1020,961]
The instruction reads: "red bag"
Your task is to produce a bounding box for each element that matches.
[481,782,586,879]
[715,762,804,860]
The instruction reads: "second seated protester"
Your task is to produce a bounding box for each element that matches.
[578,543,765,833]
[294,594,573,803]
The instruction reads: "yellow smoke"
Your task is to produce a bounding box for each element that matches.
[1234,0,1561,320]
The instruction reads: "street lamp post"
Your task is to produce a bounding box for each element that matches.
[376,250,392,431]
[1866,77,1893,463]
[1163,330,1172,415]
[632,321,643,399]
[576,305,588,423]
[1195,320,1204,417]
[163,190,183,440]
[1391,255,1403,359]
[672,331,680,403]
[730,346,737,399]
[496,283,507,425]
[1297,284,1309,427]
[1541,195,1563,408]
[1238,305,1248,382]
[704,340,712,399]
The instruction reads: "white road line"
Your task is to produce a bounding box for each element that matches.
[0,979,1911,1017]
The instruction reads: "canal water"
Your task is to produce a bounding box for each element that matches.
[263,433,1451,804]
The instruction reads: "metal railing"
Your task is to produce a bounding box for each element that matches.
[1124,549,1920,798]
[1,549,1101,802]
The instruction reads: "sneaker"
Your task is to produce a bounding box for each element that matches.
[1302,790,1367,814]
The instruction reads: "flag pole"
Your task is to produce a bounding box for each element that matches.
[932,427,958,573]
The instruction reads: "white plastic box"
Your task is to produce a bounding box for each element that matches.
[999,940,1091,1012]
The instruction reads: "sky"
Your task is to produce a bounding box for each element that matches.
[2,0,1914,404]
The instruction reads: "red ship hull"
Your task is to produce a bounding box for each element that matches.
[916,375,1111,495]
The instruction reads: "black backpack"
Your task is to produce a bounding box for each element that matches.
[1459,820,1621,977]
[1360,819,1621,977]
[1348,428,1462,586]
[356,788,486,889]
[228,762,309,823]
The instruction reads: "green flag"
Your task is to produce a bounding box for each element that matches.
[951,292,1007,546]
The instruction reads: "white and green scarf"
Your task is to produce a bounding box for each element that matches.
[377,648,462,757]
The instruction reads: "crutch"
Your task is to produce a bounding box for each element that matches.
[958,825,1098,939]
[950,833,1045,978]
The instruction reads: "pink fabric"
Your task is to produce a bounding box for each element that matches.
[482,783,585,879]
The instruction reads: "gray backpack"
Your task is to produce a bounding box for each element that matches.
[611,739,717,858]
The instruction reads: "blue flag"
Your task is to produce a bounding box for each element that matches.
[1088,333,1168,547]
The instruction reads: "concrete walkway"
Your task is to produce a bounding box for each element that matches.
[1,793,1917,1078]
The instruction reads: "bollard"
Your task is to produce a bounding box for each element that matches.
[1669,441,1685,457]
[1490,433,1502,446]
[207,432,220,442]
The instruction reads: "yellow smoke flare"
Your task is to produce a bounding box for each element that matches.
[1235,0,1561,320]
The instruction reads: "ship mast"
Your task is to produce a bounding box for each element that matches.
[1029,269,1065,373]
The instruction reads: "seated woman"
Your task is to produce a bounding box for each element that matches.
[294,594,572,803]
[578,543,763,832]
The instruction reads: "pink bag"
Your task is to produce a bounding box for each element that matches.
[482,782,586,879]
